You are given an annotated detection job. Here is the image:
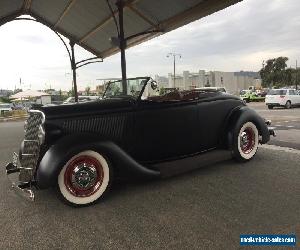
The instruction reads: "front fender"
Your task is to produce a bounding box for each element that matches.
[225,106,270,149]
[36,133,160,189]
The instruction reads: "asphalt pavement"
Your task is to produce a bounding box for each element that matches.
[0,108,300,249]
[248,102,300,150]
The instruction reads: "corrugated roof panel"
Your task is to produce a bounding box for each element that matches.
[31,0,70,24]
[0,0,22,19]
[82,7,152,56]
[135,0,203,23]
[0,0,242,58]
[58,0,112,40]
[84,20,117,56]
[122,8,152,37]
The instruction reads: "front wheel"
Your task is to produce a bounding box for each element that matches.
[232,121,259,162]
[57,150,112,206]
[267,105,273,110]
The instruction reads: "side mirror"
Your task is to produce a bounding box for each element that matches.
[150,80,158,90]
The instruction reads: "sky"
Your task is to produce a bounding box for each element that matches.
[0,0,299,91]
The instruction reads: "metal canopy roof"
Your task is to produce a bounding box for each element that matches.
[0,0,242,59]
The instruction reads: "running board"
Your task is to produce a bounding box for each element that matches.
[152,150,232,178]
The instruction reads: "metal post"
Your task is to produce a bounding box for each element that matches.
[70,41,78,102]
[296,60,298,90]
[116,0,127,94]
[167,53,181,89]
[173,55,176,88]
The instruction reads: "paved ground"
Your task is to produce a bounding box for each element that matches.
[248,102,300,149]
[0,106,300,249]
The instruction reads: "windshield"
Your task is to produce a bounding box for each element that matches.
[268,89,287,95]
[103,77,149,99]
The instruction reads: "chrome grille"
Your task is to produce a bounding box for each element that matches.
[19,110,45,182]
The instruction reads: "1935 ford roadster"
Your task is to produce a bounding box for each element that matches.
[4,77,275,206]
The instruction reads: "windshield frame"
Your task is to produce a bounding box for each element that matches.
[102,77,151,100]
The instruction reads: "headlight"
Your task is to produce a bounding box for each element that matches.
[38,125,45,145]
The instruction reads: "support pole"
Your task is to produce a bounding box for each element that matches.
[173,55,176,88]
[70,41,78,102]
[116,0,127,94]
[296,60,298,90]
[167,53,181,89]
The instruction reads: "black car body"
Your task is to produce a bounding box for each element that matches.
[5,77,274,206]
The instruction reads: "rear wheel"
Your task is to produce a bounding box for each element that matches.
[57,150,112,206]
[232,121,259,162]
[285,101,291,109]
[267,105,273,110]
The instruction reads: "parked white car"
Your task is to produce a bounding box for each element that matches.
[0,103,12,115]
[265,89,300,109]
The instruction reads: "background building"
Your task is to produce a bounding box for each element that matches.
[165,70,261,94]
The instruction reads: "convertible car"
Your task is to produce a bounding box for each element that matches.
[4,77,275,206]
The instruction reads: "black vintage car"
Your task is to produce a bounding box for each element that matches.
[5,77,274,206]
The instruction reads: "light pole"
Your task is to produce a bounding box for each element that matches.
[167,53,181,88]
[296,60,298,90]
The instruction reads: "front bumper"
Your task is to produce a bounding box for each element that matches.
[265,119,276,137]
[4,152,35,201]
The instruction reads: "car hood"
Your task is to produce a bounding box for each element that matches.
[40,98,134,119]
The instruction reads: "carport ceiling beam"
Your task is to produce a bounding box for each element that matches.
[127,5,157,28]
[54,0,77,28]
[22,0,32,13]
[79,0,140,44]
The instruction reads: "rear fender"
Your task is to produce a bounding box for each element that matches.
[224,106,270,149]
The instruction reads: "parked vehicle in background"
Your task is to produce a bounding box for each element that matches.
[11,103,25,110]
[195,87,226,93]
[0,103,12,116]
[63,96,100,104]
[259,89,269,97]
[265,89,300,109]
[240,90,265,102]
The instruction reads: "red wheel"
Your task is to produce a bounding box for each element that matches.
[233,121,259,161]
[58,150,111,206]
[239,127,256,155]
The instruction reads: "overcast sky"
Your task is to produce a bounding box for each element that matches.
[0,0,299,91]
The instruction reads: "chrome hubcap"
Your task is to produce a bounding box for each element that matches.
[72,164,98,190]
[64,155,104,197]
[240,132,249,147]
[240,128,255,154]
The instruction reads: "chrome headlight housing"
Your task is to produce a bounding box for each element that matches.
[38,125,45,145]
[24,120,28,132]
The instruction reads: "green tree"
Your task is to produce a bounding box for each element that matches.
[259,57,289,88]
[291,68,300,89]
[0,97,11,103]
[85,86,91,96]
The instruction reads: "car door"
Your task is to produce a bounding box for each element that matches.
[131,100,199,162]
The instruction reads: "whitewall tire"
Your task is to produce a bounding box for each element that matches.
[233,121,259,162]
[57,150,111,206]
